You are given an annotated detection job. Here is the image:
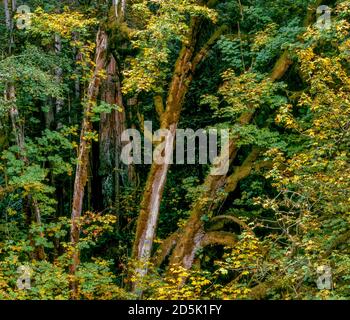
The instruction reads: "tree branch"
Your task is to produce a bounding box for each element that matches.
[152,230,180,267]
[154,95,164,118]
[210,215,253,233]
[270,51,293,82]
[323,229,350,258]
[191,24,229,72]
[225,148,261,193]
[201,231,238,247]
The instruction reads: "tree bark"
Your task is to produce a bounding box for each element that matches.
[4,0,15,53]
[99,0,136,213]
[132,17,203,270]
[99,55,132,211]
[132,10,229,290]
[69,28,108,298]
[201,231,237,248]
[165,0,326,284]
[167,51,293,270]
[168,147,260,269]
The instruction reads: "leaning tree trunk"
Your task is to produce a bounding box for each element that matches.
[131,16,228,292]
[167,52,293,271]
[69,28,108,298]
[165,0,322,290]
[131,19,203,273]
[168,145,260,270]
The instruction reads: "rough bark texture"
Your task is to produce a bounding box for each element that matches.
[99,56,128,209]
[152,230,180,268]
[69,28,108,297]
[167,50,293,271]
[168,147,260,270]
[201,231,238,248]
[132,12,229,278]
[99,0,136,213]
[132,18,203,265]
[4,0,11,32]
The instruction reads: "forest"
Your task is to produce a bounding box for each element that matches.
[0,0,349,300]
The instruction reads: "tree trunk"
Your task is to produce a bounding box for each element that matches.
[99,0,136,213]
[132,12,228,290]
[168,52,293,271]
[168,146,259,269]
[99,55,130,211]
[132,18,203,269]
[4,0,15,53]
[54,34,64,129]
[69,28,108,298]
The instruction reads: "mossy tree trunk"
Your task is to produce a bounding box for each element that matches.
[69,28,108,298]
[167,54,293,271]
[132,10,228,289]
[99,55,133,212]
[131,17,203,270]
